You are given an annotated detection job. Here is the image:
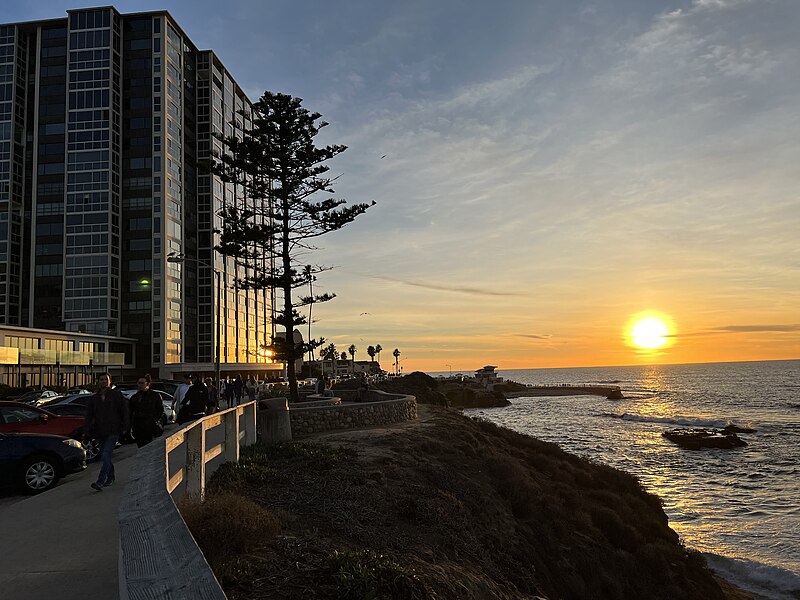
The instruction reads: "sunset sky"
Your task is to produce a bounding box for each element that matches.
[14,0,799,372]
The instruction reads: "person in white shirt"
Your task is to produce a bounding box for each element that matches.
[172,373,192,411]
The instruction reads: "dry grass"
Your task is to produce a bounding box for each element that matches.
[184,406,750,600]
[179,491,281,587]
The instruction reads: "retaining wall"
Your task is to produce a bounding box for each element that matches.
[290,392,416,436]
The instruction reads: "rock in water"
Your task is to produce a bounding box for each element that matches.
[722,424,757,434]
[663,428,748,450]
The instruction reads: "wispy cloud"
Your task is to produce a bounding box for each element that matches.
[670,324,800,337]
[516,334,553,340]
[369,275,520,297]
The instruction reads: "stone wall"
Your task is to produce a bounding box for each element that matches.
[290,393,417,436]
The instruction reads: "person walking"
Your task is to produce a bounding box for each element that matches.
[233,374,244,407]
[205,377,219,413]
[224,376,234,408]
[173,373,191,412]
[129,374,163,448]
[84,372,129,491]
[177,375,210,424]
[246,375,257,403]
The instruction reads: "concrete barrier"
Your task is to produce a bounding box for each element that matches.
[118,401,257,599]
[289,391,416,436]
[258,396,292,443]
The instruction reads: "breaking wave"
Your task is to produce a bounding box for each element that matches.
[605,412,750,430]
[704,553,800,600]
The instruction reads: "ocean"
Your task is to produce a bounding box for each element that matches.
[432,360,800,600]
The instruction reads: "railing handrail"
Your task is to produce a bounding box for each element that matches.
[165,401,257,498]
[119,401,257,599]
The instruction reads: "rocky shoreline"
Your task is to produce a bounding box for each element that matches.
[372,371,624,409]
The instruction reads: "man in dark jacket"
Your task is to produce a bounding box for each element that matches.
[85,372,129,491]
[178,375,210,424]
[129,374,164,448]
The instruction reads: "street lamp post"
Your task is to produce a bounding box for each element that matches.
[167,252,222,386]
[446,364,452,378]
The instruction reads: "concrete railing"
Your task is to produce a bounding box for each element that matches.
[166,402,257,499]
[119,401,257,599]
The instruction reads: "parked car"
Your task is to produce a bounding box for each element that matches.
[16,389,62,406]
[64,387,92,396]
[40,393,92,413]
[0,431,86,493]
[0,401,99,461]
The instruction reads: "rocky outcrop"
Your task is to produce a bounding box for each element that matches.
[375,372,449,406]
[445,385,510,408]
[663,428,748,450]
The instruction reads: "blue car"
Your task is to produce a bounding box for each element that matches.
[0,432,87,494]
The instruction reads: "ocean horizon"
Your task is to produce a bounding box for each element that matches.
[428,360,800,600]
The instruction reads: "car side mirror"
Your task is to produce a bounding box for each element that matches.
[39,414,49,423]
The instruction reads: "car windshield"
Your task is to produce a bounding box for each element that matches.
[0,405,42,423]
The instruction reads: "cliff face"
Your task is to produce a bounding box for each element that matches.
[190,406,741,600]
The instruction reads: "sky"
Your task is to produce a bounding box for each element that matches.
[9,0,800,372]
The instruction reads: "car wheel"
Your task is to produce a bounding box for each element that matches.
[20,455,61,494]
[83,438,101,462]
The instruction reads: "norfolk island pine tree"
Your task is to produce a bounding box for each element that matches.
[211,91,373,402]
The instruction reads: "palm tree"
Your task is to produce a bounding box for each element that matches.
[375,344,382,364]
[322,343,337,375]
[348,344,357,372]
[367,345,376,362]
[393,348,401,376]
[341,351,347,362]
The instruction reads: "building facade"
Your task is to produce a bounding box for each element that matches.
[0,7,280,381]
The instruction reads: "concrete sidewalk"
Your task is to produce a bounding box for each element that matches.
[0,443,138,600]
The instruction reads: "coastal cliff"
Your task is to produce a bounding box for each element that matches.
[183,404,752,600]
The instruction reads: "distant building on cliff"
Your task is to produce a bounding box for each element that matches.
[475,365,503,387]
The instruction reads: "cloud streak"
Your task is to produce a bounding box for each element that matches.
[670,324,800,337]
[369,275,521,297]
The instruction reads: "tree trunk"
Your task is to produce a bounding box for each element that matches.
[282,193,299,403]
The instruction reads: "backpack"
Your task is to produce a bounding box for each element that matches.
[187,384,210,414]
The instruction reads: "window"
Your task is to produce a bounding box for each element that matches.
[129,38,151,51]
[127,157,151,170]
[128,217,151,231]
[128,238,149,251]
[41,122,65,136]
[36,222,63,236]
[34,263,63,277]
[128,258,152,271]
[0,406,41,424]
[36,243,63,256]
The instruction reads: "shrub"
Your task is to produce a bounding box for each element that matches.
[179,491,280,570]
[327,549,428,600]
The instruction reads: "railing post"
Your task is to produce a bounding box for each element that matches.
[185,421,206,500]
[244,401,257,446]
[224,407,240,463]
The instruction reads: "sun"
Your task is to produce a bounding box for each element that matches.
[626,312,674,350]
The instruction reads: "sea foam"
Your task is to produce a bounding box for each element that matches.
[704,553,800,600]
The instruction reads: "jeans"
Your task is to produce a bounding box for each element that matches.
[97,434,119,484]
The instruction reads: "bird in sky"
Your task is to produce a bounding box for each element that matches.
[380,155,387,159]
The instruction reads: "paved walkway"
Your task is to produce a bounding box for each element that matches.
[0,443,138,600]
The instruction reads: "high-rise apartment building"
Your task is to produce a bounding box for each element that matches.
[0,7,280,381]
